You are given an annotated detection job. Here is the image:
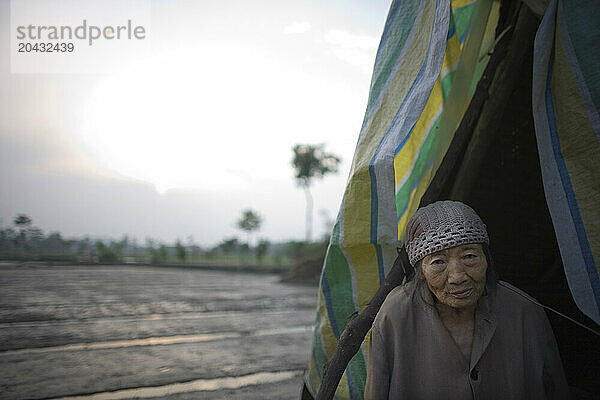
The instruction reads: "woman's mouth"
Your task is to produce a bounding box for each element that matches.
[450,288,473,298]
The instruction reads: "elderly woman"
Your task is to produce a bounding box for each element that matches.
[364,201,569,399]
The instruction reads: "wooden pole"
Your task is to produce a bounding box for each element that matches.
[314,248,410,400]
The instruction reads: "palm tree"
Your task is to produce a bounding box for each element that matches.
[292,144,341,242]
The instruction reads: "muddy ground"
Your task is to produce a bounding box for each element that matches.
[0,262,317,399]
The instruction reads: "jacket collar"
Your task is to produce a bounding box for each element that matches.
[417,281,498,369]
[470,288,497,369]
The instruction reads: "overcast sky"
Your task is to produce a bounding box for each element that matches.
[0,0,391,246]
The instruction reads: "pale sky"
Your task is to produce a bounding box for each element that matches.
[0,0,391,246]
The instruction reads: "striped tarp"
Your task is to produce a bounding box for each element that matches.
[305,1,499,398]
[532,0,600,324]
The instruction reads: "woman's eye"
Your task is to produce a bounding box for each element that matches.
[431,259,445,266]
[463,253,478,261]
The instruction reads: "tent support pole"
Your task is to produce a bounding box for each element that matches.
[314,248,409,400]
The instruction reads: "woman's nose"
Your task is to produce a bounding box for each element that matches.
[447,259,468,284]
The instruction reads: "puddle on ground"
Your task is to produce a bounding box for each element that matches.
[49,370,303,400]
[0,325,312,356]
[0,310,293,329]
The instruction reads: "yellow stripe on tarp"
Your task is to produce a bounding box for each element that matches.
[364,329,373,354]
[441,30,462,81]
[552,24,600,269]
[345,244,381,309]
[394,80,443,190]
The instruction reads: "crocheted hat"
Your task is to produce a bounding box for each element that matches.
[405,200,489,266]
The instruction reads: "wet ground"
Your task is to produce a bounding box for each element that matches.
[0,262,317,399]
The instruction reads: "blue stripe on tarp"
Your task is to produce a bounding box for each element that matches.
[346,366,356,400]
[545,53,600,312]
[366,161,387,285]
[375,0,405,63]
[394,126,412,156]
[447,12,456,40]
[367,164,386,284]
[375,244,385,284]
[320,272,341,339]
[396,155,435,224]
[368,164,379,245]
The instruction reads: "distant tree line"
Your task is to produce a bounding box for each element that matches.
[0,213,313,267]
[0,142,341,283]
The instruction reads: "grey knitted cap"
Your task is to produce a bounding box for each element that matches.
[405,200,489,266]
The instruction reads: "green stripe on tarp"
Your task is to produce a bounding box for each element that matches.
[322,222,356,340]
[312,312,329,377]
[347,343,367,397]
[453,3,476,43]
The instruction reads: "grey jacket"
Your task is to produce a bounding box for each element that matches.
[364,280,570,399]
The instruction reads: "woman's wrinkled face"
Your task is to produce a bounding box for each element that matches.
[421,243,487,310]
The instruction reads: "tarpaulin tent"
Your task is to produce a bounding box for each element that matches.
[303,0,600,399]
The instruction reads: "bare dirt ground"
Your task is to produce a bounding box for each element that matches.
[0,262,318,399]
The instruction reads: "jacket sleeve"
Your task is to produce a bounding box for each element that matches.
[540,312,571,399]
[364,325,390,400]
